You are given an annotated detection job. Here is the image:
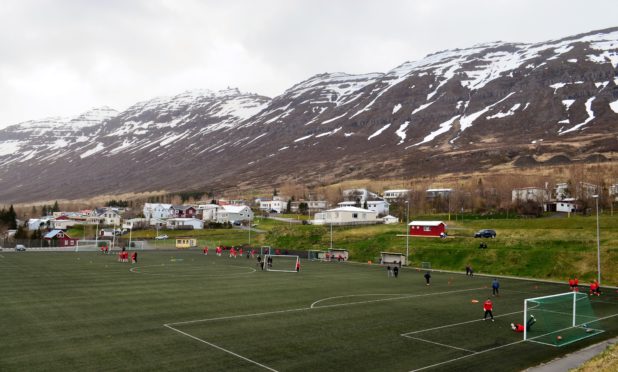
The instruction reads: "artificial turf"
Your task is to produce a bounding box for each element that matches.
[1,249,617,371]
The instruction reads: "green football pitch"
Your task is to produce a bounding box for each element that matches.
[1,250,617,371]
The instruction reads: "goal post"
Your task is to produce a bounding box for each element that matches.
[76,240,112,252]
[264,254,300,273]
[380,252,406,266]
[523,292,603,346]
[261,246,272,256]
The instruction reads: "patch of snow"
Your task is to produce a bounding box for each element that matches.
[460,92,515,131]
[410,115,460,147]
[610,99,618,114]
[294,134,314,143]
[244,133,268,146]
[567,59,578,63]
[344,132,354,137]
[550,82,566,93]
[595,81,609,89]
[392,104,402,114]
[278,146,289,151]
[315,127,342,138]
[368,123,391,140]
[0,141,22,156]
[523,102,531,110]
[80,143,105,159]
[412,100,436,115]
[395,121,409,144]
[560,97,596,135]
[321,112,348,125]
[486,103,521,119]
[558,119,570,124]
[562,99,576,110]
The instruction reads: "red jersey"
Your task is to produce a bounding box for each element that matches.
[515,324,524,332]
[483,300,493,311]
[569,279,575,286]
[574,278,579,285]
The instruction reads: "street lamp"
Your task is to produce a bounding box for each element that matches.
[405,200,410,265]
[593,195,601,285]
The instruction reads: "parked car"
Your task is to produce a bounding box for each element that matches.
[15,244,27,251]
[154,234,168,240]
[474,229,496,238]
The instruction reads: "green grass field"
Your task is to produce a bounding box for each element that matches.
[1,250,617,371]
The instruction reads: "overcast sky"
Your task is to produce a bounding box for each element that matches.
[1,0,617,127]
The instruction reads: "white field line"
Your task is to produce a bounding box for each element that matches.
[311,287,485,309]
[409,312,618,371]
[164,324,278,372]
[401,310,523,336]
[404,335,476,353]
[409,339,526,372]
[164,287,490,369]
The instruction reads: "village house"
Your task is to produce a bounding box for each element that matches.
[409,221,447,237]
[166,218,204,230]
[44,229,78,247]
[511,187,550,203]
[426,188,453,200]
[312,206,379,226]
[143,203,173,220]
[259,196,287,214]
[197,204,222,221]
[170,205,197,219]
[216,205,254,223]
[342,188,379,204]
[383,189,410,201]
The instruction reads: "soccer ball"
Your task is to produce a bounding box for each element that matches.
[556,336,562,341]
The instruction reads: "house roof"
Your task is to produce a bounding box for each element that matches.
[44,229,69,239]
[222,205,249,213]
[409,220,445,226]
[172,205,195,211]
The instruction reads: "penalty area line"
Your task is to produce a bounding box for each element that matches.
[163,324,278,372]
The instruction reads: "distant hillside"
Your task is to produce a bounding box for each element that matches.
[1,27,618,203]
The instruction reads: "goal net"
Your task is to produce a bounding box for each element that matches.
[524,292,603,347]
[421,262,431,270]
[381,252,406,266]
[76,240,112,252]
[264,254,300,273]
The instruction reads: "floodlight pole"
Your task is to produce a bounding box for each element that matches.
[594,195,601,285]
[248,216,252,246]
[405,200,410,265]
[330,223,333,250]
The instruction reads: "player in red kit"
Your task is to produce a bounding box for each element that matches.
[483,299,494,321]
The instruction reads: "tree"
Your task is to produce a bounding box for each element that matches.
[299,202,309,215]
[363,200,368,209]
[7,205,17,229]
[286,199,292,213]
[52,201,60,213]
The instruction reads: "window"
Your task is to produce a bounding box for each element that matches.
[423,226,431,232]
[353,213,358,218]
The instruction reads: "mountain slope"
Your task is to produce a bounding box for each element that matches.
[1,27,617,203]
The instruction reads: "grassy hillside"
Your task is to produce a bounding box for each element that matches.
[264,214,618,285]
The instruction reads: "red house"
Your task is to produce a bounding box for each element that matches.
[170,205,197,218]
[44,229,78,247]
[408,221,446,237]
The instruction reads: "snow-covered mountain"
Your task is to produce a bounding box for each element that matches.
[1,27,617,202]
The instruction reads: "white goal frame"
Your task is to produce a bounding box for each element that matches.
[76,240,112,252]
[264,254,300,273]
